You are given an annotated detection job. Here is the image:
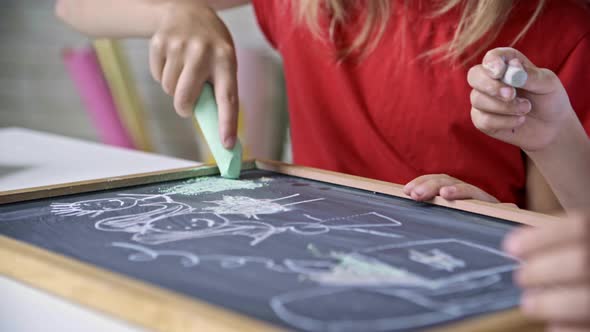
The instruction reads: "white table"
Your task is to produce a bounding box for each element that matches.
[0,127,201,332]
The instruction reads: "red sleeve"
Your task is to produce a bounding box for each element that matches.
[251,0,278,49]
[557,33,590,135]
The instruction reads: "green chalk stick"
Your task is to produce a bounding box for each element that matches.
[194,83,242,179]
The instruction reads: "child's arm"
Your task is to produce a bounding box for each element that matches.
[524,158,562,213]
[472,48,590,328]
[55,0,250,149]
[55,0,249,37]
[468,47,590,213]
[55,0,249,38]
[55,0,164,38]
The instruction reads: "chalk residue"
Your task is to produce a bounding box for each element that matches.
[201,193,324,219]
[409,249,465,272]
[307,246,428,287]
[162,176,266,196]
[203,195,288,218]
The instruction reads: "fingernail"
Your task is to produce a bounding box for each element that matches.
[500,87,515,100]
[503,233,519,254]
[178,109,192,118]
[183,108,194,118]
[223,135,236,149]
[517,98,531,114]
[403,185,412,194]
[483,60,503,77]
[443,186,456,195]
[508,58,522,67]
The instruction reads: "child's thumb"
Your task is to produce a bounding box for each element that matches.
[519,62,561,96]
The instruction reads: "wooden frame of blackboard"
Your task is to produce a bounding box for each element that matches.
[0,160,557,332]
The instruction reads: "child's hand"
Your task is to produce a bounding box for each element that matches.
[468,47,575,152]
[504,214,590,330]
[403,174,500,203]
[151,0,239,148]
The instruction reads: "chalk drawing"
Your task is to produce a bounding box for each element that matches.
[112,242,295,273]
[267,239,520,331]
[202,194,325,219]
[51,195,143,217]
[307,252,429,287]
[50,194,403,245]
[111,238,521,332]
[162,176,267,196]
[409,249,466,272]
[46,176,521,332]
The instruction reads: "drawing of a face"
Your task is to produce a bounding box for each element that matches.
[51,197,140,217]
[148,213,230,232]
[133,213,239,244]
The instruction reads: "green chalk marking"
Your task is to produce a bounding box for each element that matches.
[194,83,242,179]
[162,176,265,196]
[310,252,428,287]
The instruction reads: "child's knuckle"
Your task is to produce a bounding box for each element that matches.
[167,38,186,53]
[150,34,166,50]
[214,43,235,60]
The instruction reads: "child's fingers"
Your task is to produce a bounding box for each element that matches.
[521,287,590,323]
[507,58,524,69]
[406,176,499,203]
[468,65,516,101]
[149,35,165,82]
[403,174,444,195]
[439,183,499,203]
[161,54,184,96]
[470,89,531,116]
[409,176,460,201]
[515,244,590,287]
[482,47,535,76]
[470,107,526,133]
[547,323,590,332]
[504,216,589,258]
[174,62,206,118]
[211,47,239,149]
[483,47,560,94]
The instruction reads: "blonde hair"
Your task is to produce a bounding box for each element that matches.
[295,0,548,62]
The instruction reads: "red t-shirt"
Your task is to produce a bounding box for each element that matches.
[251,0,590,206]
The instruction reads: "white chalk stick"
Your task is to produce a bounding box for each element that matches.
[502,65,528,88]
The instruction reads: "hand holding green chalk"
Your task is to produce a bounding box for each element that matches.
[194,83,242,179]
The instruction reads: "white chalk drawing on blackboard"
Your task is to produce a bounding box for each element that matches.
[112,239,520,332]
[51,195,144,217]
[111,242,296,273]
[409,249,466,272]
[50,194,403,246]
[272,239,520,332]
[201,194,325,219]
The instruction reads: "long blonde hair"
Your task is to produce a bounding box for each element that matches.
[295,0,548,62]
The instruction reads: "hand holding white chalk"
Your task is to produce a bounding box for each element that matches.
[468,47,577,152]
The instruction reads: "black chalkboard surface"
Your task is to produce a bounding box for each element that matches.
[0,169,522,332]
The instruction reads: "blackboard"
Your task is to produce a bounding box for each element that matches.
[0,168,525,331]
